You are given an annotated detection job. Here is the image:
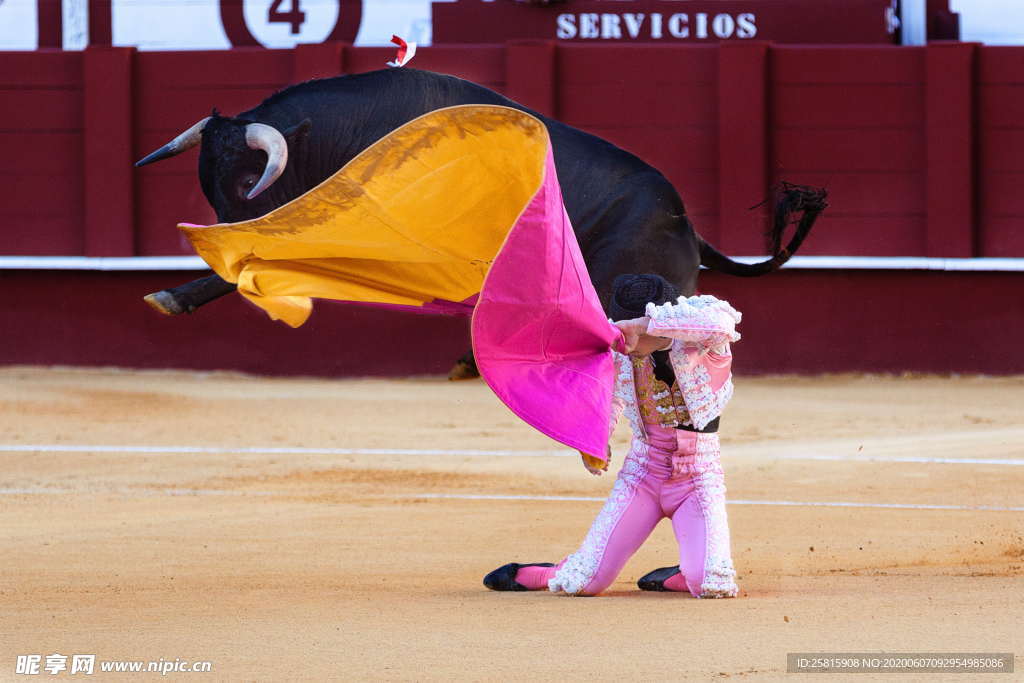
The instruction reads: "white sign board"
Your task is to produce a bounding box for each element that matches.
[4,0,1022,51]
[109,0,432,50]
[0,0,39,50]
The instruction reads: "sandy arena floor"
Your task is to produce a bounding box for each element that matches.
[1,367,1022,680]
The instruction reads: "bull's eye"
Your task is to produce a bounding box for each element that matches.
[237,174,258,200]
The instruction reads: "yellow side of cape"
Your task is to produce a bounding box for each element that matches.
[179,105,549,327]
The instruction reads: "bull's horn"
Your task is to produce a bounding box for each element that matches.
[244,123,288,199]
[134,117,211,167]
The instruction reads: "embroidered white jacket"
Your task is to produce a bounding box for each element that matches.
[610,295,742,439]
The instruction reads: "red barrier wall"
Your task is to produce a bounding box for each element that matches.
[1,43,1021,376]
[2,269,1020,375]
[3,42,1024,259]
[978,47,1024,257]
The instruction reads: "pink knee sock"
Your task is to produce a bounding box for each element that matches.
[663,572,689,593]
[514,565,557,590]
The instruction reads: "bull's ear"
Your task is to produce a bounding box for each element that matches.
[283,118,312,144]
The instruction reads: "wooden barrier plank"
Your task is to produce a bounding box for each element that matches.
[0,51,81,86]
[792,216,926,256]
[1,214,82,254]
[558,44,717,84]
[717,41,767,253]
[771,46,924,84]
[83,46,135,256]
[979,218,1024,257]
[505,40,556,117]
[36,0,62,48]
[134,49,293,89]
[977,47,1024,258]
[790,171,924,217]
[341,46,505,91]
[558,82,715,126]
[292,42,346,82]
[774,128,924,172]
[0,89,81,130]
[977,46,1024,83]
[88,0,113,47]
[978,84,1024,126]
[774,83,923,128]
[0,132,80,173]
[925,42,976,258]
[4,269,1022,375]
[136,177,216,256]
[134,87,288,128]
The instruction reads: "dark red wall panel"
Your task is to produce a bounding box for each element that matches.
[0,52,83,255]
[505,40,557,117]
[342,45,506,91]
[6,43,1023,260]
[704,269,1023,375]
[925,42,975,258]
[977,47,1024,257]
[770,46,928,257]
[84,47,135,256]
[1,42,1022,377]
[1,269,1019,376]
[557,45,721,234]
[0,270,472,377]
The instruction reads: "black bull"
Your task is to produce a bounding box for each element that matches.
[136,68,826,376]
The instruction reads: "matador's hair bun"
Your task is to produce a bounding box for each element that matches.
[608,273,680,322]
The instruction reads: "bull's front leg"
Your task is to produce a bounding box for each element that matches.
[148,275,484,382]
[448,348,479,381]
[144,273,237,315]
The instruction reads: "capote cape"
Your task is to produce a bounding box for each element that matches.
[179,105,622,460]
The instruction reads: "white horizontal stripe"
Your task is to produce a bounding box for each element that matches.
[0,444,566,457]
[0,256,209,271]
[770,453,1024,466]
[2,255,1023,272]
[400,492,1024,512]
[3,443,1023,466]
[0,487,274,497]
[0,487,1019,511]
[723,255,1024,271]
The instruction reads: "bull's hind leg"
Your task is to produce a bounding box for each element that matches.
[144,273,237,315]
[447,348,479,381]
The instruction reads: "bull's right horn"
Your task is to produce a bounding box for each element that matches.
[134,117,211,167]
[244,122,288,199]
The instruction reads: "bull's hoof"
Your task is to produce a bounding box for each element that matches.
[143,290,191,316]
[447,359,480,381]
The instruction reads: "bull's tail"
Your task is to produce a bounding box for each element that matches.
[699,183,828,277]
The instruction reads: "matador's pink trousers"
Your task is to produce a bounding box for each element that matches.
[516,420,737,598]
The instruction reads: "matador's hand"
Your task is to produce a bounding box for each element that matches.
[613,316,647,354]
[614,316,671,356]
[579,446,611,476]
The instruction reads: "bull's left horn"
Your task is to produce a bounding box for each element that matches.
[134,117,211,167]
[244,123,288,199]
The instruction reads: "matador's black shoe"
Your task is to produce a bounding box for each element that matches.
[482,562,554,591]
[637,566,682,591]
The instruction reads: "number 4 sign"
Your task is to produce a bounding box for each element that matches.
[269,0,306,35]
[221,0,361,48]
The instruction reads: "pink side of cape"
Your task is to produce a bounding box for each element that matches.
[185,144,621,459]
[471,147,621,460]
